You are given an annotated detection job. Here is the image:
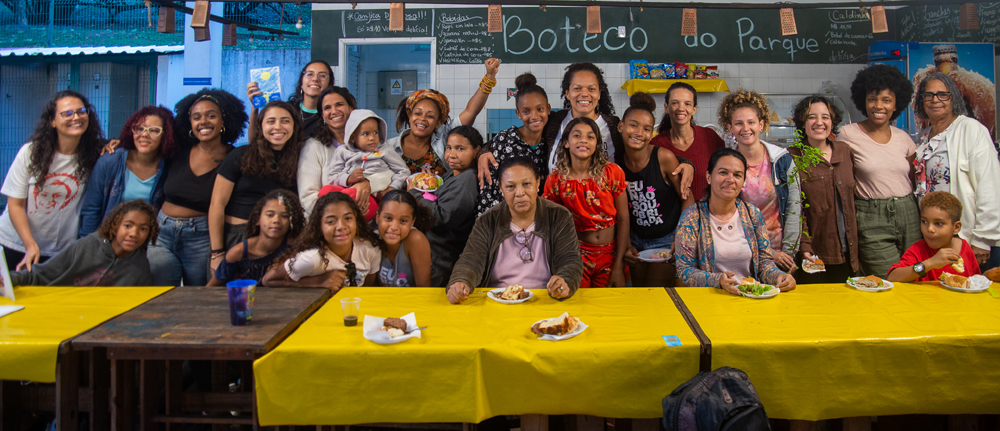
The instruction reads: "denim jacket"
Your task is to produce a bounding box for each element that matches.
[78,150,166,238]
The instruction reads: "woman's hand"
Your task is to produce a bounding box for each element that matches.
[484,58,500,79]
[246,82,262,103]
[351,180,372,214]
[328,269,347,292]
[773,251,796,271]
[718,271,740,295]
[623,246,641,266]
[16,243,40,271]
[210,252,224,273]
[802,252,817,263]
[608,268,626,287]
[99,139,121,156]
[447,282,471,304]
[972,245,991,266]
[477,152,497,189]
[776,273,797,292]
[671,163,695,200]
[547,275,570,298]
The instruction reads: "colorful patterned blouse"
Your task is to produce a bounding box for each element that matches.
[543,163,627,232]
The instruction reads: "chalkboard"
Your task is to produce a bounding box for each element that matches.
[897,3,1000,52]
[313,6,895,65]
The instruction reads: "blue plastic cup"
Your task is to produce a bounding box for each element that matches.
[226,279,257,326]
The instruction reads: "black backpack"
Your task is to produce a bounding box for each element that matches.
[662,366,770,431]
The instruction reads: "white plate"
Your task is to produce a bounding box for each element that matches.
[408,173,442,193]
[362,312,422,344]
[940,274,991,293]
[638,249,671,262]
[739,284,780,299]
[801,263,826,274]
[532,318,588,341]
[487,288,534,304]
[846,277,894,292]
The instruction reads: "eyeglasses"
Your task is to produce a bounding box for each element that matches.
[513,229,534,262]
[344,262,358,287]
[303,72,330,80]
[921,92,952,102]
[58,107,88,119]
[131,125,164,137]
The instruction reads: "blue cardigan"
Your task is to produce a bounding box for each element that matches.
[78,150,166,238]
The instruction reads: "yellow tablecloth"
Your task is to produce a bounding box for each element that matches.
[0,286,171,382]
[621,79,730,95]
[674,283,1000,421]
[255,287,699,426]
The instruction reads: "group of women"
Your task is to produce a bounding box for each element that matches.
[1,59,997,298]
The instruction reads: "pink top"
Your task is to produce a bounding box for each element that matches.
[489,222,551,288]
[836,123,916,199]
[710,211,752,280]
[741,153,782,251]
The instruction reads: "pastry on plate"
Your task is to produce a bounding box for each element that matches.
[940,273,970,289]
[499,284,529,300]
[802,258,825,272]
[531,312,581,336]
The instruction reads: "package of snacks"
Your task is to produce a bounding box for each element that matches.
[630,60,650,79]
[694,65,708,79]
[648,63,668,79]
[707,65,719,79]
[674,62,689,79]
[664,62,677,79]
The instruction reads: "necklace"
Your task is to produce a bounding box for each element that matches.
[195,143,225,163]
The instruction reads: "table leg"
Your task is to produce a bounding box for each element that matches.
[789,420,818,431]
[139,359,165,431]
[165,361,182,431]
[90,348,111,431]
[622,418,659,431]
[521,415,549,431]
[567,415,604,431]
[112,359,137,431]
[57,349,80,431]
[212,361,228,431]
[843,416,872,431]
[948,415,979,431]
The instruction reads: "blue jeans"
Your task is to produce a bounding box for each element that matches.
[630,230,676,252]
[147,211,211,286]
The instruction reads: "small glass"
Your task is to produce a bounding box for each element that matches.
[226,280,257,326]
[340,297,361,327]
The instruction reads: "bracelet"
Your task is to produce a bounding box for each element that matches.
[480,75,496,94]
[211,248,225,254]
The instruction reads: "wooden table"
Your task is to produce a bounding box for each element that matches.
[71,285,329,430]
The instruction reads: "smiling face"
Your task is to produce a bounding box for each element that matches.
[727,107,763,148]
[444,133,477,174]
[804,102,833,145]
[566,70,600,118]
[666,88,697,127]
[261,106,294,150]
[865,88,896,127]
[517,92,550,133]
[112,210,152,257]
[301,62,331,98]
[50,97,89,140]
[408,99,441,139]
[189,100,223,143]
[377,201,415,246]
[322,92,353,133]
[321,201,357,252]
[352,118,381,152]
[132,115,164,155]
[920,206,961,250]
[707,155,746,202]
[565,122,598,162]
[258,199,291,241]
[922,79,953,122]
[501,165,539,218]
[619,109,655,151]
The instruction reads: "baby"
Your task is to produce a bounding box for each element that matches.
[329,109,409,196]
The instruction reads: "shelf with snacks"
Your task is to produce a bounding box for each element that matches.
[621,79,731,96]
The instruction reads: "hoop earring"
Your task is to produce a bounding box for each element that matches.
[189,130,195,138]
[221,126,226,133]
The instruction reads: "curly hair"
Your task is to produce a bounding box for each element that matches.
[244,189,306,239]
[920,190,963,223]
[96,200,159,248]
[288,60,334,107]
[241,101,303,188]
[394,89,449,133]
[173,88,248,148]
[311,86,358,144]
[378,190,435,233]
[791,95,844,137]
[718,88,772,133]
[275,192,384,272]
[554,117,609,180]
[658,82,698,134]
[561,63,615,117]
[849,64,912,121]
[914,72,967,120]
[622,92,657,125]
[27,90,105,188]
[118,105,178,160]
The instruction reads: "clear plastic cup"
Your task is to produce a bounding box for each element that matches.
[340,297,361,326]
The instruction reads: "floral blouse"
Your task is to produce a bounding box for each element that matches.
[914,126,952,198]
[542,163,627,232]
[402,147,448,177]
[476,126,550,216]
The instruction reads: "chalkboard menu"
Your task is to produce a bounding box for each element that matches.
[897,3,1000,52]
[312,6,895,65]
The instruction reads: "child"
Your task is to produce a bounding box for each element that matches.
[262,192,383,289]
[888,191,980,282]
[209,189,305,286]
[543,117,629,288]
[376,190,433,287]
[324,109,409,220]
[10,200,157,286]
[411,126,482,286]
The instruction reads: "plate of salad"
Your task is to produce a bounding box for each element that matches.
[737,278,779,299]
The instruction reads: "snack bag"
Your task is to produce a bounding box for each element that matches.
[664,62,677,79]
[648,63,668,79]
[694,65,708,79]
[674,62,689,79]
[250,66,282,109]
[707,65,719,79]
[629,60,650,79]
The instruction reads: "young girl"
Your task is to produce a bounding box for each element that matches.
[376,190,432,287]
[10,200,157,286]
[209,189,305,286]
[263,192,382,289]
[543,117,629,288]
[410,126,482,286]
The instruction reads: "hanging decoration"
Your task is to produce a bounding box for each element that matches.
[681,8,697,37]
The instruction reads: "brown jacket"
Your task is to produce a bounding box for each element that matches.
[789,140,859,271]
[447,197,583,297]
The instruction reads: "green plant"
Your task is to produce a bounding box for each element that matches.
[783,128,827,264]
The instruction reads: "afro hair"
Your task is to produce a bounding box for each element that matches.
[849,64,913,122]
[173,88,248,147]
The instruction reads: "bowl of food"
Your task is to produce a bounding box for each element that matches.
[846,275,893,292]
[409,172,443,192]
[737,277,779,299]
[531,312,587,341]
[487,284,533,304]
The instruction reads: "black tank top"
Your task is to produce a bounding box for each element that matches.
[163,146,224,214]
[623,146,682,239]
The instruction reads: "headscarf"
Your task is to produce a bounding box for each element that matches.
[405,89,450,121]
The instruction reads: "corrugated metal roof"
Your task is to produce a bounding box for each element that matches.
[0,45,183,58]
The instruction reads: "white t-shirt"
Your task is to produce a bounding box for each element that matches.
[283,238,382,286]
[549,114,614,172]
[0,143,85,255]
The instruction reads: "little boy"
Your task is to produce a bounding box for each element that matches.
[329,109,409,196]
[887,191,980,282]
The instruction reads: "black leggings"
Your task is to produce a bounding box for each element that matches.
[3,247,50,272]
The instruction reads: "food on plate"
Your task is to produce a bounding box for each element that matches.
[531,312,581,336]
[802,257,825,272]
[499,284,530,300]
[382,317,408,338]
[940,273,971,289]
[737,278,776,296]
[412,173,439,190]
[951,257,965,273]
[985,267,1000,283]
[853,275,884,289]
[654,249,671,259]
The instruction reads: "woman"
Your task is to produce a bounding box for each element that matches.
[717,89,801,272]
[447,157,582,304]
[544,62,625,171]
[788,95,859,283]
[209,100,302,274]
[247,60,333,141]
[674,149,796,293]
[388,58,499,176]
[79,105,176,238]
[914,72,1000,270]
[298,86,357,215]
[837,64,920,277]
[0,90,105,271]
[147,88,247,287]
[618,93,694,287]
[649,82,725,201]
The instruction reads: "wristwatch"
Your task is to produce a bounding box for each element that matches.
[913,262,927,278]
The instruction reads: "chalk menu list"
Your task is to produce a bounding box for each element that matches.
[898,3,1000,51]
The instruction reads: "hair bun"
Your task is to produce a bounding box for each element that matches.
[515,73,538,90]
[629,92,656,113]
